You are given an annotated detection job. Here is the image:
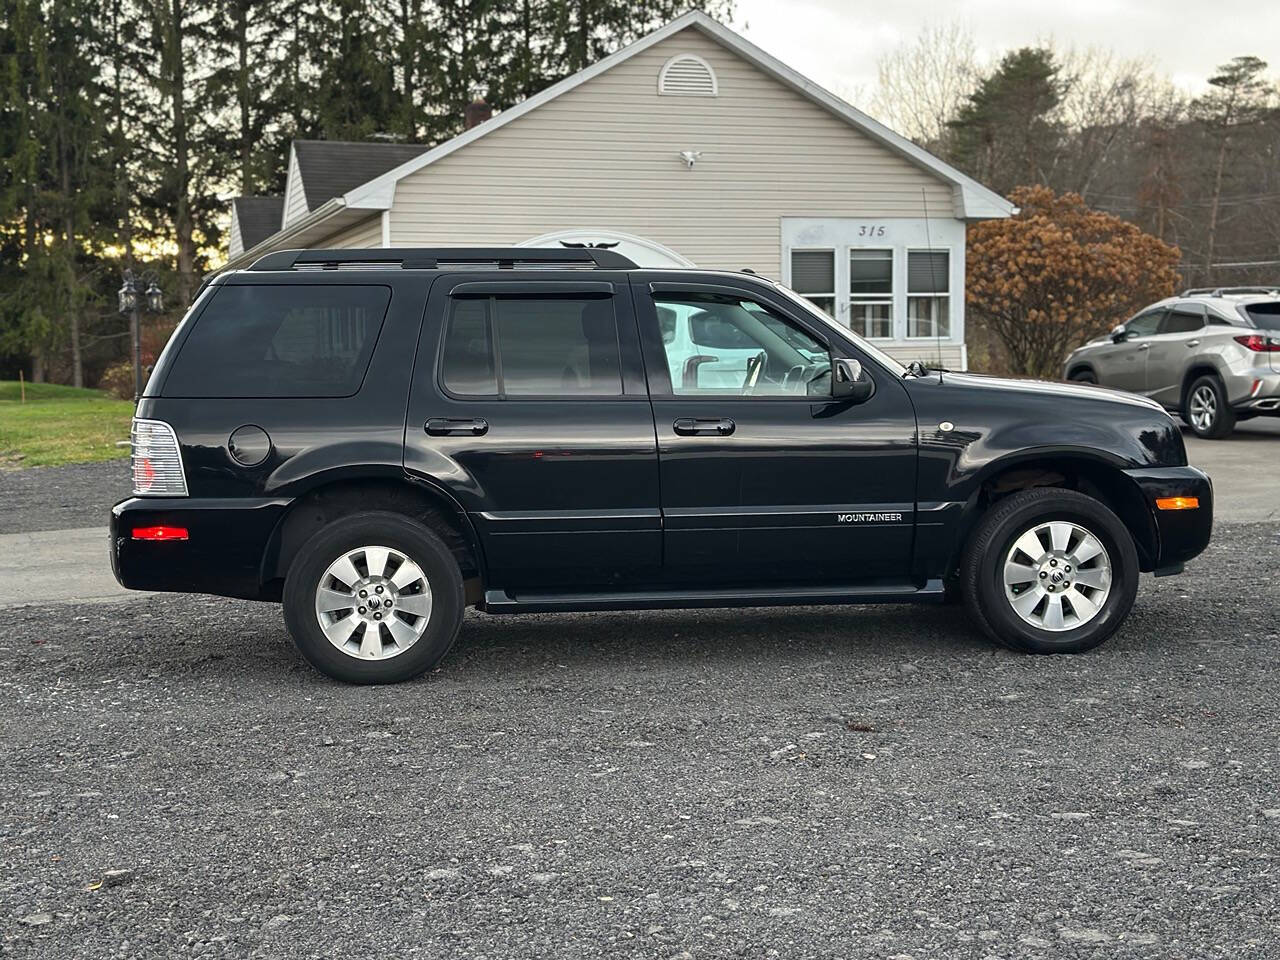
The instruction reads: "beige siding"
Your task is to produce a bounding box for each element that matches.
[282,148,308,228]
[388,28,954,277]
[318,215,383,248]
[228,207,244,259]
[883,342,965,370]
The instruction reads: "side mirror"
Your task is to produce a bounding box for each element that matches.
[833,357,874,403]
[1110,325,1127,343]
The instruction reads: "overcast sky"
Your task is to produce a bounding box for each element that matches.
[732,0,1279,100]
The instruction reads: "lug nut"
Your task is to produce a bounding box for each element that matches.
[375,585,384,594]
[1065,565,1072,572]
[1050,559,1058,567]
[373,612,382,621]
[358,606,367,615]
[359,590,367,598]
[1039,572,1047,579]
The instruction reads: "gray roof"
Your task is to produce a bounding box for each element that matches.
[292,140,432,210]
[232,196,284,248]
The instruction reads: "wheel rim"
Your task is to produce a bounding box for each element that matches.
[314,545,433,660]
[1189,385,1217,432]
[1002,521,1112,633]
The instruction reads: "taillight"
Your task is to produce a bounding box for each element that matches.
[131,526,189,541]
[1234,334,1280,352]
[131,419,188,497]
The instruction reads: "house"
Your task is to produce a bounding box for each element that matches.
[222,11,1013,369]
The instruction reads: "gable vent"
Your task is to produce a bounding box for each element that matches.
[659,54,718,97]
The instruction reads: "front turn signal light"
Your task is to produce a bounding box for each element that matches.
[1155,496,1200,511]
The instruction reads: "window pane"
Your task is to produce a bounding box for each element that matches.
[907,251,949,294]
[1125,309,1165,337]
[907,297,950,338]
[790,250,834,294]
[851,302,892,339]
[164,284,389,398]
[1162,310,1205,334]
[850,249,892,294]
[441,298,498,395]
[655,293,831,398]
[802,295,835,318]
[496,297,622,396]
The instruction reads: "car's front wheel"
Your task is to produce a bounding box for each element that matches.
[961,488,1139,654]
[283,512,465,683]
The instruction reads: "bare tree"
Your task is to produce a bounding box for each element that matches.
[868,22,978,148]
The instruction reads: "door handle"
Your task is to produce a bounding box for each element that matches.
[1186,339,1200,347]
[425,417,488,436]
[673,417,735,436]
[1138,343,1151,350]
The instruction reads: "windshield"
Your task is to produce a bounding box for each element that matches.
[771,280,908,376]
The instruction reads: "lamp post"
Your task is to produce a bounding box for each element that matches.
[117,269,164,401]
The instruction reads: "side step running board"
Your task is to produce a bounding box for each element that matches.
[480,581,944,614]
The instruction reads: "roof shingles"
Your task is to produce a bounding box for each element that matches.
[292,140,431,211]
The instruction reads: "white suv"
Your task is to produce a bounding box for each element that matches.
[1063,287,1280,439]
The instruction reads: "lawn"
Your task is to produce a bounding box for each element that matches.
[0,381,135,468]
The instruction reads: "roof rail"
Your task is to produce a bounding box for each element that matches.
[1180,285,1279,297]
[247,247,639,272]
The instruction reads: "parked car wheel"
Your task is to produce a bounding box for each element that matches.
[961,488,1138,654]
[283,511,464,684]
[1068,369,1097,384]
[1183,375,1236,439]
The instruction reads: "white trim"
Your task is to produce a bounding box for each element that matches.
[516,228,696,268]
[658,53,718,96]
[380,210,391,248]
[343,11,1013,219]
[903,247,956,341]
[212,197,346,275]
[280,146,304,229]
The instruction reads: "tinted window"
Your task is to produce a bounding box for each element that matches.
[165,284,389,398]
[1125,309,1165,337]
[441,296,622,397]
[1244,302,1280,326]
[1162,309,1205,334]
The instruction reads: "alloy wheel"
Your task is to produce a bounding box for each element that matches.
[1002,520,1112,632]
[1189,385,1217,432]
[313,545,433,659]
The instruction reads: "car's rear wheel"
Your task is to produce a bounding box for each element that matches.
[283,511,464,683]
[961,488,1138,654]
[1184,375,1235,439]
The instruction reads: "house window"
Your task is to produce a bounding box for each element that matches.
[849,249,893,338]
[907,250,950,338]
[658,54,718,96]
[789,250,835,318]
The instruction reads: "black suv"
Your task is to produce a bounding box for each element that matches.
[111,248,1213,683]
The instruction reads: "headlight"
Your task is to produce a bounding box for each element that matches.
[131,418,188,497]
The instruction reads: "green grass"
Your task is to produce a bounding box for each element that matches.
[0,381,135,468]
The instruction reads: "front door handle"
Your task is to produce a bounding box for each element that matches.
[425,417,489,436]
[1137,343,1151,351]
[1186,339,1200,347]
[673,417,735,436]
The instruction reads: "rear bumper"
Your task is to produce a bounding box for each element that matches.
[110,497,291,600]
[1226,367,1280,409]
[1123,466,1213,572]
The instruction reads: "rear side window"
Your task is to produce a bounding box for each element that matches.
[1243,302,1280,326]
[164,284,390,398]
[1162,308,1205,334]
[441,296,622,397]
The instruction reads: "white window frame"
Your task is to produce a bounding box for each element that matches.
[787,246,837,320]
[847,246,895,341]
[904,247,954,341]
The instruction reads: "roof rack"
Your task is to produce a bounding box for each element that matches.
[247,247,639,272]
[1180,285,1279,297]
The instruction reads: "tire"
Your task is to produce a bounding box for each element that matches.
[1183,374,1235,439]
[960,488,1139,654]
[1068,369,1097,384]
[283,511,465,684]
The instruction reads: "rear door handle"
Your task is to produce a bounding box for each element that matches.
[1186,339,1200,347]
[673,417,735,436]
[1138,343,1151,350]
[425,417,488,436]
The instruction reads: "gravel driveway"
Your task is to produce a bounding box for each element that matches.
[3,520,1278,959]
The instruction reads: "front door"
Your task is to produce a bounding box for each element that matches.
[634,278,919,587]
[405,275,660,591]
[1093,307,1165,392]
